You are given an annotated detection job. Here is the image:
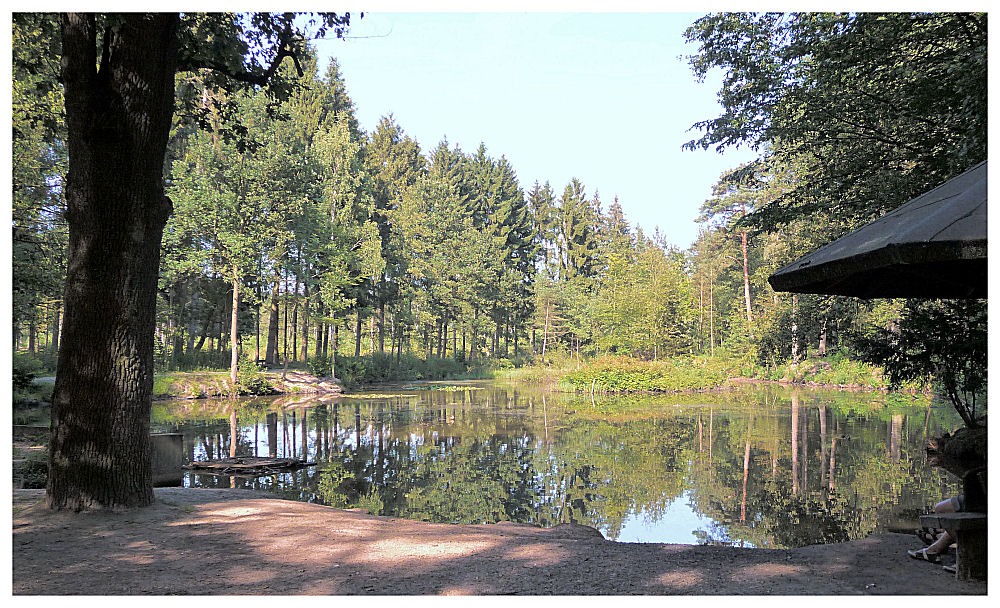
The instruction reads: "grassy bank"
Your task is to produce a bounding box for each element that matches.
[558,352,928,394]
[14,348,929,403]
[148,353,497,398]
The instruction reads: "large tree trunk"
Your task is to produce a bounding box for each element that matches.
[49,13,178,510]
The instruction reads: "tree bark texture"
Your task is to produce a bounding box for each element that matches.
[49,13,178,510]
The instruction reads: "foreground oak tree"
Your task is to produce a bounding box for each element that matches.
[49,12,353,510]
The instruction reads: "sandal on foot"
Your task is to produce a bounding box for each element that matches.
[908,547,940,563]
[942,564,957,574]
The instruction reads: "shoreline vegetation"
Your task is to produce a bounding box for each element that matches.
[14,350,934,408]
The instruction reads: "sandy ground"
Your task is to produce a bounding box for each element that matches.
[12,488,987,596]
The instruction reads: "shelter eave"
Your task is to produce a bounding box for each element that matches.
[767,239,987,299]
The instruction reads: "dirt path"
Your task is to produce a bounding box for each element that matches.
[12,488,986,595]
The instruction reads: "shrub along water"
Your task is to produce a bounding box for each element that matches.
[562,355,738,393]
[559,352,924,394]
[332,353,492,388]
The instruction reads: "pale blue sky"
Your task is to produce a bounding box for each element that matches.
[313,12,760,249]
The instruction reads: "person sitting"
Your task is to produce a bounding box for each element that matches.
[908,494,964,563]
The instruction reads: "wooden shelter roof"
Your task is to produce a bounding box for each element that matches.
[768,161,987,299]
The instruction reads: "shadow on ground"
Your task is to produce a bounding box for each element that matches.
[12,488,987,595]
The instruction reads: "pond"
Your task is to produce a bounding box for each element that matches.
[151,381,963,548]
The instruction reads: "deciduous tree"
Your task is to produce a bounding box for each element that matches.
[49,12,353,510]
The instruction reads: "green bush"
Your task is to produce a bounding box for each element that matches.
[13,402,50,425]
[307,356,332,378]
[357,487,384,515]
[235,355,274,395]
[157,348,232,372]
[562,355,738,393]
[491,357,515,371]
[776,355,889,389]
[13,353,44,393]
[14,452,48,489]
[329,353,482,387]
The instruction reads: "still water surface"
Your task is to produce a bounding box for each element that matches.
[151,381,962,548]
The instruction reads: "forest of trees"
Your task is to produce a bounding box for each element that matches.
[13,12,986,383]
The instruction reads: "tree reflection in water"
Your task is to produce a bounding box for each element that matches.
[153,383,962,547]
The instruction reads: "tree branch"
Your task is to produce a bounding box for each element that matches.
[178,22,304,86]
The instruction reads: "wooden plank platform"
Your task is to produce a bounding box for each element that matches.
[184,457,315,476]
[920,512,987,530]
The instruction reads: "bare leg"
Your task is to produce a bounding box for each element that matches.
[925,498,957,555]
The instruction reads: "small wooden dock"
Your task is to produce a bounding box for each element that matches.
[184,457,315,476]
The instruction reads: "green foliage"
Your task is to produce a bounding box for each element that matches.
[563,355,737,393]
[21,9,981,413]
[13,401,51,426]
[559,352,919,394]
[777,356,887,389]
[152,372,231,399]
[853,299,986,427]
[14,452,49,489]
[234,354,274,395]
[12,353,45,393]
[357,488,385,516]
[315,462,360,509]
[335,353,477,387]
[306,356,332,379]
[158,349,233,373]
[680,13,987,399]
[492,358,574,385]
[12,14,67,352]
[594,231,694,359]
[685,12,986,232]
